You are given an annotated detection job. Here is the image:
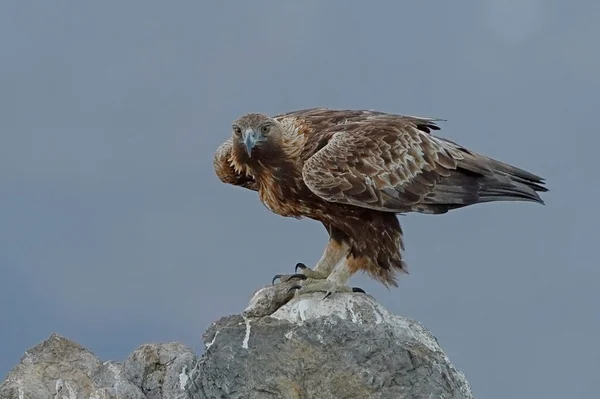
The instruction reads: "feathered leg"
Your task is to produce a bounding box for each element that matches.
[271,238,349,284]
[288,255,366,299]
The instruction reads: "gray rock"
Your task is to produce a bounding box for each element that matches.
[197,292,473,399]
[123,342,198,399]
[1,294,473,399]
[0,333,144,399]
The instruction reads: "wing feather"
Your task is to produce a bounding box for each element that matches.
[300,112,546,213]
[301,119,460,212]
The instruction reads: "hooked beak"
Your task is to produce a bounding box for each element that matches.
[243,128,259,157]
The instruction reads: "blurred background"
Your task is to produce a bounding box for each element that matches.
[1,1,597,398]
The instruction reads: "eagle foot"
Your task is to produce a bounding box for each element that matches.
[271,262,330,285]
[287,279,366,300]
[294,262,329,279]
[271,273,308,285]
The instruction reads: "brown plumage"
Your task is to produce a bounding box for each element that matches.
[214,108,547,289]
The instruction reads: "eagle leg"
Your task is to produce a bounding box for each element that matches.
[271,239,350,285]
[287,257,365,300]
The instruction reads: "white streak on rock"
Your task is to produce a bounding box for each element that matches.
[297,299,310,322]
[205,331,219,349]
[242,317,251,349]
[373,307,383,324]
[179,365,189,390]
[55,379,77,399]
[55,379,63,395]
[348,303,358,323]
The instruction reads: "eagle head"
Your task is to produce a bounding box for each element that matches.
[231,113,280,158]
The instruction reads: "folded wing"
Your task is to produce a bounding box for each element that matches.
[301,117,546,214]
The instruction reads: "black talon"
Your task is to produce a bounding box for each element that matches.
[295,263,307,273]
[287,285,302,294]
[272,274,284,285]
[352,287,366,294]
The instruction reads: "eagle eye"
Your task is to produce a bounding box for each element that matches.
[260,124,270,134]
[233,125,242,135]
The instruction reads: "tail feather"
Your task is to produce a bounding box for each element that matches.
[414,153,548,214]
[474,154,548,194]
[471,154,547,205]
[477,176,546,204]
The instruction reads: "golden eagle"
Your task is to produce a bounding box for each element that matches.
[214,108,547,298]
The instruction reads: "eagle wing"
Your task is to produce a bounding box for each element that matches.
[301,113,545,213]
[213,139,258,191]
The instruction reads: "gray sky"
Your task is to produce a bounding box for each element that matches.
[1,1,597,397]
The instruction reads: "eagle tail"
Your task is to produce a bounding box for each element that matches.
[415,154,547,214]
[469,154,547,204]
[477,174,546,204]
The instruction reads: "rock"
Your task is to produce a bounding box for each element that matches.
[198,292,473,399]
[123,342,199,399]
[243,280,300,318]
[1,294,473,399]
[0,333,144,399]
